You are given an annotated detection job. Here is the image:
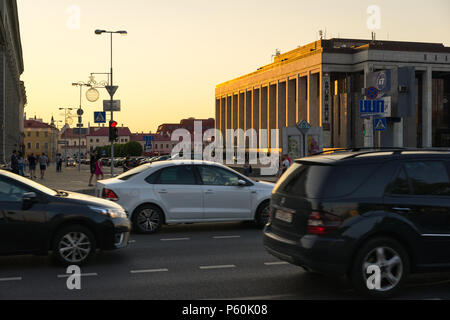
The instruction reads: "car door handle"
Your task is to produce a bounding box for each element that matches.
[204,190,214,194]
[392,207,411,212]
[158,190,168,194]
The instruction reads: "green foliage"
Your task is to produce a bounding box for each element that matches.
[95,141,143,157]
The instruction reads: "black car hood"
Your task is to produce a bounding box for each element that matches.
[54,191,124,210]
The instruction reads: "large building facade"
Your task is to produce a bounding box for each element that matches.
[0,0,26,163]
[215,38,450,150]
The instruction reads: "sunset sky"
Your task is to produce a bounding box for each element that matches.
[17,0,450,133]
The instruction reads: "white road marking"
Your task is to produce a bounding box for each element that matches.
[0,277,22,282]
[199,265,236,270]
[57,273,98,278]
[128,240,136,244]
[160,237,190,241]
[130,268,169,274]
[213,235,241,239]
[264,261,290,266]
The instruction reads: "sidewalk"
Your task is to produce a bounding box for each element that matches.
[28,164,114,194]
[27,163,278,196]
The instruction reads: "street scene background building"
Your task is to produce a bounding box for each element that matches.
[0,0,26,163]
[215,38,450,152]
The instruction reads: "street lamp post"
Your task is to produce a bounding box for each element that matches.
[72,82,91,172]
[95,29,127,177]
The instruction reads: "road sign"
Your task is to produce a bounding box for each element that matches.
[103,100,121,112]
[143,135,155,147]
[105,85,119,97]
[374,118,387,131]
[296,120,311,134]
[366,86,379,100]
[94,111,106,123]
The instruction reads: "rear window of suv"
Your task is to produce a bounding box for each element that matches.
[275,162,379,199]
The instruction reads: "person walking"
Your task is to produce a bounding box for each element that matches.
[18,152,25,176]
[56,153,63,172]
[122,156,131,172]
[94,155,104,181]
[39,153,49,180]
[28,153,37,179]
[282,154,291,175]
[10,150,19,174]
[88,150,97,186]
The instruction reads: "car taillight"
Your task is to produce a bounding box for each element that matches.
[307,211,342,235]
[102,188,119,201]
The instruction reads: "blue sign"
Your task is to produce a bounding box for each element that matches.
[374,118,387,131]
[94,111,106,124]
[143,135,155,147]
[360,100,386,117]
[376,71,388,91]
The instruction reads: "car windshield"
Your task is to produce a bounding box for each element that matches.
[1,170,57,196]
[116,164,151,181]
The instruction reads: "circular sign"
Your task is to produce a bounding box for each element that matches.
[376,72,387,91]
[367,86,379,100]
[77,108,84,116]
[86,88,100,102]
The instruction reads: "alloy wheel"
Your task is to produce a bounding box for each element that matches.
[58,232,92,263]
[362,246,403,292]
[137,208,161,232]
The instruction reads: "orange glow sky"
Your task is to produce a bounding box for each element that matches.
[18,0,450,133]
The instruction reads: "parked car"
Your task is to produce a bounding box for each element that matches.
[0,169,131,265]
[263,148,450,298]
[96,160,274,234]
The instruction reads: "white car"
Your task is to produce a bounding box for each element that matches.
[96,160,274,234]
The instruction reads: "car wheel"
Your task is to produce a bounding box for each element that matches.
[350,237,410,299]
[132,204,164,234]
[52,225,96,266]
[255,201,271,229]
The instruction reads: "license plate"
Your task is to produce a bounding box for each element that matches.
[275,209,293,223]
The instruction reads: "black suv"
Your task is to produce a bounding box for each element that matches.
[0,170,131,265]
[263,149,450,298]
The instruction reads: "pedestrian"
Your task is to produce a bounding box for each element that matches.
[123,156,131,172]
[94,155,104,181]
[56,153,63,172]
[28,153,37,179]
[18,152,25,176]
[10,150,19,174]
[39,153,49,179]
[282,154,290,175]
[88,150,97,186]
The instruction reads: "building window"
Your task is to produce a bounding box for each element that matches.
[36,142,40,150]
[27,132,30,137]
[45,132,48,138]
[27,142,31,149]
[166,144,169,148]
[44,142,49,151]
[155,144,158,149]
[36,132,39,137]
[96,139,99,143]
[90,139,93,143]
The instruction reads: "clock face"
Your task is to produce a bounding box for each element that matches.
[86,88,100,102]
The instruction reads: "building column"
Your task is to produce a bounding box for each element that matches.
[422,66,432,147]
[269,84,277,148]
[278,81,287,130]
[288,78,296,127]
[298,75,308,122]
[309,72,320,127]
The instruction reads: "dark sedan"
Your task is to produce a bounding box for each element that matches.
[0,170,131,265]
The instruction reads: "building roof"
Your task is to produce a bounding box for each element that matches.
[87,127,132,137]
[24,119,56,130]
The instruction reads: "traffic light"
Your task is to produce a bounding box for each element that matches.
[109,120,119,142]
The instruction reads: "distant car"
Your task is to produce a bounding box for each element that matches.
[96,160,274,234]
[66,158,77,167]
[0,169,131,265]
[263,148,450,298]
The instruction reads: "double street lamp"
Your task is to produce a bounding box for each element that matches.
[95,29,127,177]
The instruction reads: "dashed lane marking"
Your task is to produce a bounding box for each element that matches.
[199,265,236,270]
[130,268,169,274]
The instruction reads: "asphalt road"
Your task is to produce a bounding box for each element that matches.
[1,222,450,300]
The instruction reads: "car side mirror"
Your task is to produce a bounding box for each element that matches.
[238,179,247,187]
[22,192,37,209]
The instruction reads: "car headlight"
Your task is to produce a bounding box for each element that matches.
[89,206,127,219]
